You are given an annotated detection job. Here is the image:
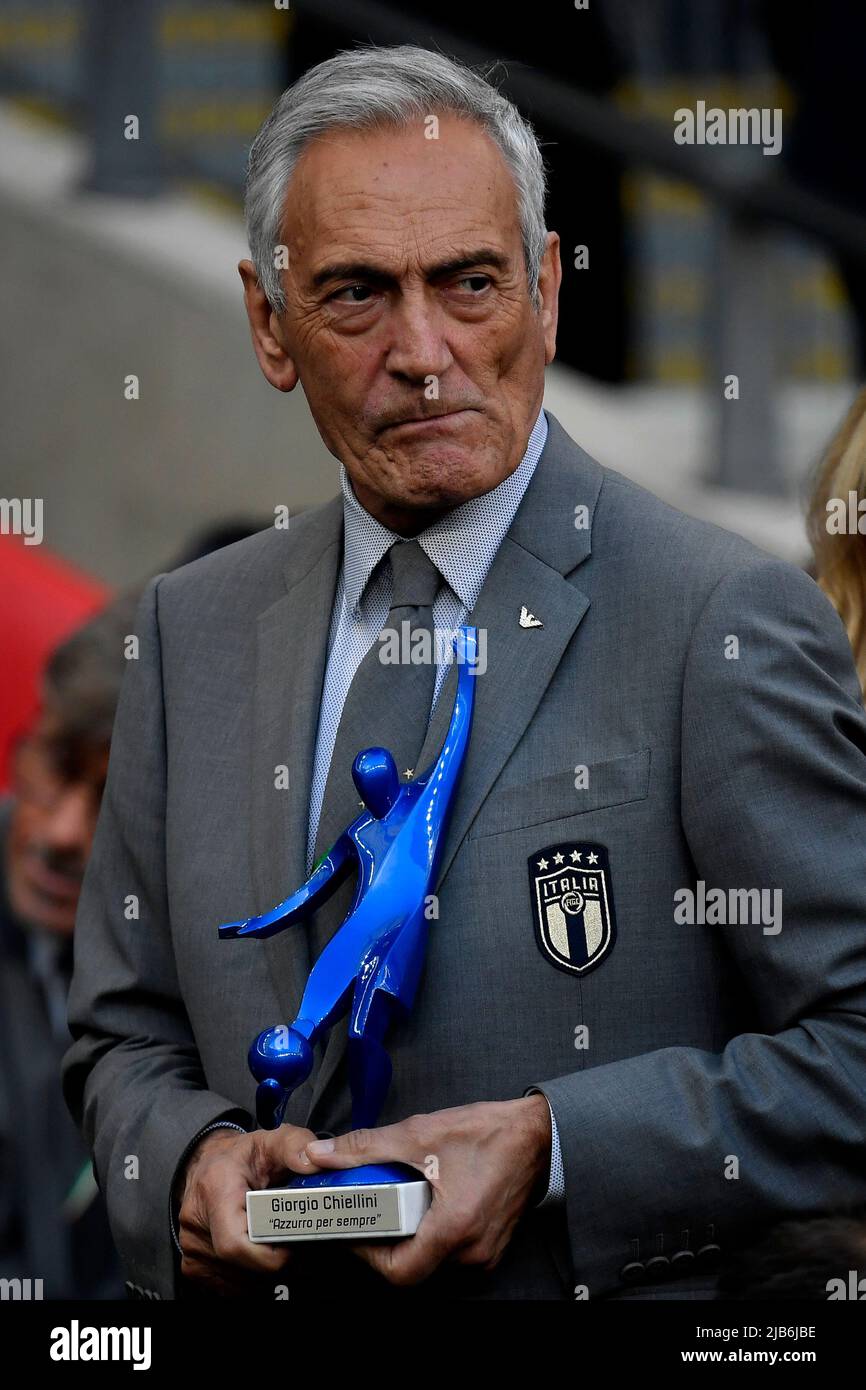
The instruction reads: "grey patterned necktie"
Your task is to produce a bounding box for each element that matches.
[312,538,443,869]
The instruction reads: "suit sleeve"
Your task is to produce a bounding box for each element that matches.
[533,558,866,1298]
[62,576,252,1300]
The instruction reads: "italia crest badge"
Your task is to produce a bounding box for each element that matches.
[528,842,617,977]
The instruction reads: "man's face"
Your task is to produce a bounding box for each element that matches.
[241,114,561,531]
[6,716,108,936]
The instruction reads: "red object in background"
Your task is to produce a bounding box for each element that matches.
[0,534,110,793]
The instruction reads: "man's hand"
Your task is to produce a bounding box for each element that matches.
[176,1124,321,1294]
[304,1095,552,1286]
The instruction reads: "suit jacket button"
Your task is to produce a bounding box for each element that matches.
[645,1255,671,1281]
[671,1249,696,1272]
[620,1261,646,1284]
[696,1243,722,1270]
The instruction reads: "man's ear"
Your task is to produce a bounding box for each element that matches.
[238,259,298,392]
[537,231,561,366]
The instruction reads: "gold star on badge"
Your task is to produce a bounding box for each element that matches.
[570,850,582,862]
[537,857,549,870]
[553,852,565,864]
[587,851,599,865]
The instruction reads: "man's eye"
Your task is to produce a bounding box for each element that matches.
[331,284,374,303]
[456,275,491,293]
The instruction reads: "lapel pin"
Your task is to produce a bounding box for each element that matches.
[519,606,543,629]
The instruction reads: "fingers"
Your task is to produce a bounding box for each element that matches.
[350,1193,511,1287]
[181,1218,289,1283]
[349,1202,454,1286]
[299,1116,446,1285]
[180,1124,325,1289]
[205,1168,288,1275]
[181,1153,287,1279]
[305,1117,425,1172]
[300,1102,535,1288]
[251,1123,324,1185]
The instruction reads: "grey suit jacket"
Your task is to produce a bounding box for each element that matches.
[63,410,866,1300]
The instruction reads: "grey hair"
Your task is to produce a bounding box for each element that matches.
[244,43,548,314]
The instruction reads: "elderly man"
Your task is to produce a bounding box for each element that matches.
[64,44,866,1302]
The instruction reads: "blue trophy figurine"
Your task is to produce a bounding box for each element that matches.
[219,626,477,1243]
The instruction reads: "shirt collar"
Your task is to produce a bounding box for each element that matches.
[340,406,548,615]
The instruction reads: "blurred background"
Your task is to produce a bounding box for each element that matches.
[1,0,865,1299]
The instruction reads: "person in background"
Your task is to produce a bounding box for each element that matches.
[0,518,268,1298]
[807,386,866,697]
[0,592,141,1298]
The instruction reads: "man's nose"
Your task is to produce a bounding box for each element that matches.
[385,295,453,381]
[41,785,93,858]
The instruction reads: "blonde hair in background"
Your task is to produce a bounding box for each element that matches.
[808,386,866,699]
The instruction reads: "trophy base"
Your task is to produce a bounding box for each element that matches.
[246,1163,431,1243]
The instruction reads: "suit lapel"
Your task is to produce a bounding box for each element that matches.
[307,411,605,1124]
[249,499,343,1024]
[426,542,590,890]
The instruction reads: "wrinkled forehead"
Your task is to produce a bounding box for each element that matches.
[281,113,522,267]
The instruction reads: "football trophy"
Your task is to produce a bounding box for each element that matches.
[219,625,478,1242]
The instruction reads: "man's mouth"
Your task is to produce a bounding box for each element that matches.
[385,409,475,434]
